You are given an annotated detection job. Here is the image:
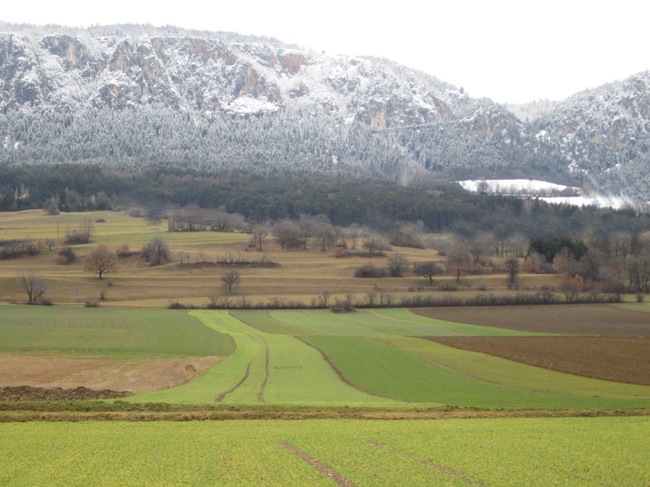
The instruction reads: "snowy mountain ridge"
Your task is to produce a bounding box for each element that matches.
[1,23,650,201]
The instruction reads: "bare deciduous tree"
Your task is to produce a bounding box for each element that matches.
[414,261,442,285]
[362,236,386,256]
[447,247,471,282]
[559,273,583,302]
[319,289,332,307]
[16,270,52,304]
[72,285,84,301]
[504,256,520,284]
[386,252,409,277]
[314,223,337,251]
[83,245,119,279]
[250,224,269,251]
[348,223,361,249]
[272,220,300,249]
[222,270,241,291]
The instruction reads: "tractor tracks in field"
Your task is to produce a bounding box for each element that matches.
[365,440,490,486]
[279,442,357,487]
[294,337,389,400]
[214,334,270,403]
[257,337,270,403]
[215,361,252,403]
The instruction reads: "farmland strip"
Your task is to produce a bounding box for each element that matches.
[215,361,252,403]
[278,442,356,487]
[257,338,270,402]
[365,440,489,486]
[294,337,385,399]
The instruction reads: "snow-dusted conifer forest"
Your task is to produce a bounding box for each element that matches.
[1,23,650,201]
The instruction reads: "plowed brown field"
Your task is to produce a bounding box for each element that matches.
[412,304,650,335]
[0,355,221,392]
[425,336,650,386]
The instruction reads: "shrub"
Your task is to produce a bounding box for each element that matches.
[354,263,387,278]
[386,252,409,277]
[84,299,100,307]
[334,247,348,258]
[64,220,93,245]
[440,282,458,292]
[58,246,77,263]
[141,237,171,266]
[116,243,132,258]
[329,298,357,313]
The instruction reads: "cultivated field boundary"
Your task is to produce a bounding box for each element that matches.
[1,403,649,422]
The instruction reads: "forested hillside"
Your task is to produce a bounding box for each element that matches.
[0,23,649,200]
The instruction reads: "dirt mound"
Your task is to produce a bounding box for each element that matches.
[0,386,132,401]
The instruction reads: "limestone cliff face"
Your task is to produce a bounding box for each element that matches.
[41,35,89,70]
[279,52,305,75]
[0,34,41,109]
[0,28,468,122]
[355,95,452,130]
[1,24,650,199]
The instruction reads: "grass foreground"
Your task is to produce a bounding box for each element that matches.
[1,417,649,486]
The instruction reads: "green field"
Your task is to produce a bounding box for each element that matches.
[1,417,648,486]
[0,306,235,358]
[130,311,390,405]
[377,336,650,400]
[260,309,548,337]
[5,306,650,409]
[301,335,650,408]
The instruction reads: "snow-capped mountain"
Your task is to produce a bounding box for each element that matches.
[1,23,649,201]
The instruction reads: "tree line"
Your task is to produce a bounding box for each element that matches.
[2,164,648,239]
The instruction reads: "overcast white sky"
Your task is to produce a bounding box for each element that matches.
[2,0,649,104]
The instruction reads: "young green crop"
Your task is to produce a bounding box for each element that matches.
[370,308,552,336]
[265,309,551,337]
[1,417,649,486]
[377,336,650,400]
[129,311,390,405]
[0,306,235,358]
[302,335,650,409]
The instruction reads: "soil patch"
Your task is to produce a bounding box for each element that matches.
[0,355,221,392]
[0,386,130,401]
[279,442,356,487]
[424,336,650,386]
[412,304,650,335]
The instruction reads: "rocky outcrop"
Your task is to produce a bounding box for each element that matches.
[1,24,650,200]
[279,52,305,75]
[355,95,452,130]
[41,35,89,70]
